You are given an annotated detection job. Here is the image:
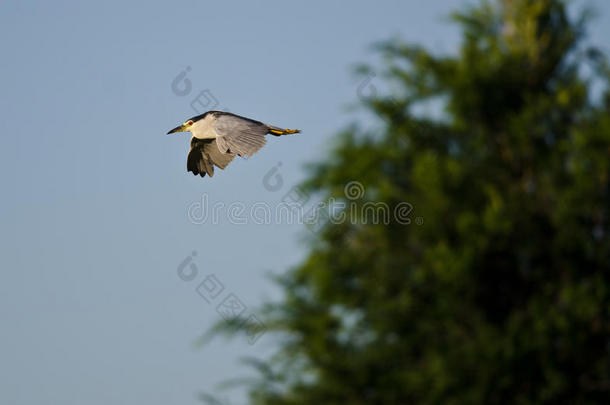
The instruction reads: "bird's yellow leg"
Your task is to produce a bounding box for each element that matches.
[270,129,301,135]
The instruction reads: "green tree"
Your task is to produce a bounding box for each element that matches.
[214,1,610,403]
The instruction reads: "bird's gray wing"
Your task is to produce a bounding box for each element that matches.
[212,113,268,158]
[187,137,235,177]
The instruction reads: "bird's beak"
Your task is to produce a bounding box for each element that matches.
[167,124,186,134]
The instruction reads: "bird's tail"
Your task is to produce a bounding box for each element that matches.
[267,125,301,136]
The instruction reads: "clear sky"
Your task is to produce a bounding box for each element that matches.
[1,1,609,404]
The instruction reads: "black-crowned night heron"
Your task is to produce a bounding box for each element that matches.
[168,111,300,178]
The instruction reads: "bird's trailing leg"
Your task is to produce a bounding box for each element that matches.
[268,128,301,136]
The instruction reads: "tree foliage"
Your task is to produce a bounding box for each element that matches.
[214,1,610,403]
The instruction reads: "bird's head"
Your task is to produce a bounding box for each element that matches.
[167,119,195,134]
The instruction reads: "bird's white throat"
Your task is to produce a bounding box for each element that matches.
[191,114,217,139]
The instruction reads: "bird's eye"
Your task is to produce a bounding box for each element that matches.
[187,120,194,126]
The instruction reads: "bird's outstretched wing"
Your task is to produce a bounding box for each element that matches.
[187,137,235,177]
[212,113,268,157]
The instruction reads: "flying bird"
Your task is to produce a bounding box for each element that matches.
[168,111,300,178]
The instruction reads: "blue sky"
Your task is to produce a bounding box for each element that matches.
[1,1,609,404]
